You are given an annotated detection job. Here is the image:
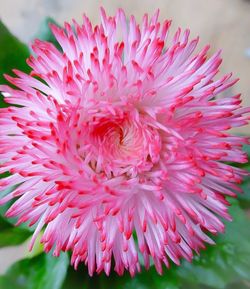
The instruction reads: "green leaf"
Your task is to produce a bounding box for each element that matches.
[0,21,30,107]
[0,252,69,289]
[226,281,250,289]
[237,144,250,208]
[61,265,179,289]
[242,144,250,159]
[34,17,61,50]
[25,232,44,259]
[173,199,250,288]
[239,178,250,207]
[0,187,34,232]
[0,215,31,248]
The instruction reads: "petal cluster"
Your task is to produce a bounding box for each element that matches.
[0,8,249,276]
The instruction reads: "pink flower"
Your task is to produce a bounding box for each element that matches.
[0,8,249,276]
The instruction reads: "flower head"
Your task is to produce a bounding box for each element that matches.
[0,8,249,276]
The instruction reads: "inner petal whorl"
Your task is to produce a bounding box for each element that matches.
[79,111,162,177]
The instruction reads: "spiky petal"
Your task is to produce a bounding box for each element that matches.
[0,8,249,276]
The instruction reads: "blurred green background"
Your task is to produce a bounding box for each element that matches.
[0,0,250,288]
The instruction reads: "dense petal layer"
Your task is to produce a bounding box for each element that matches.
[0,8,249,276]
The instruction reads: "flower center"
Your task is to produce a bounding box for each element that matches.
[78,111,161,177]
[89,117,144,162]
